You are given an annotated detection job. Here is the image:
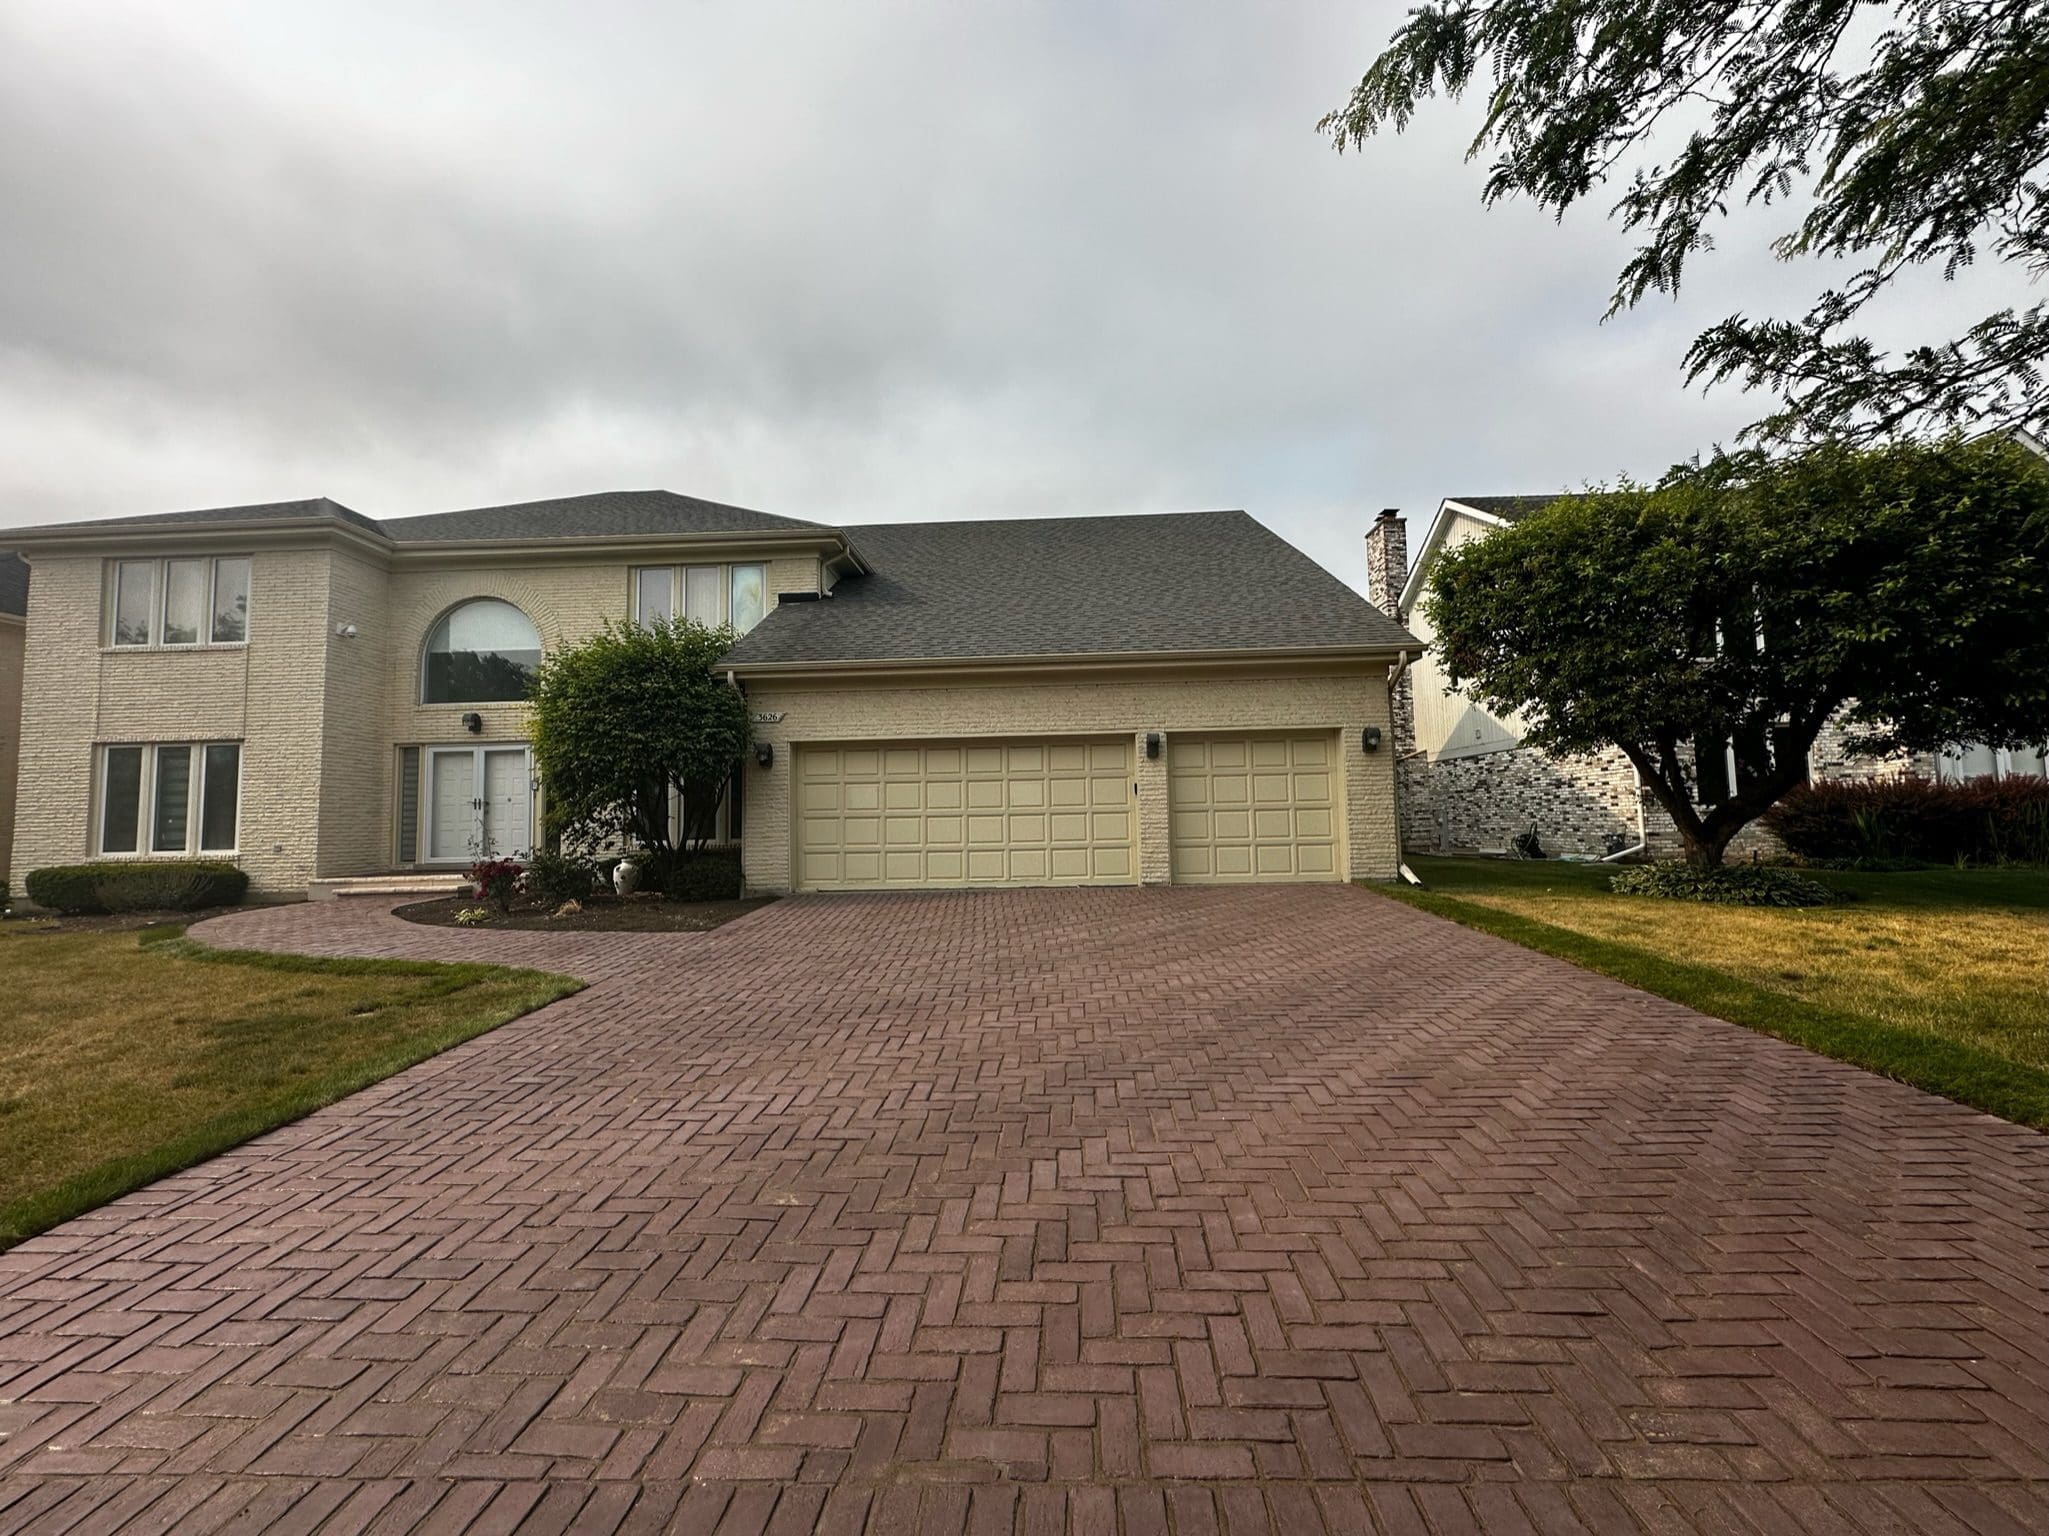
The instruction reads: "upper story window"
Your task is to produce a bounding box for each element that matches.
[107,556,251,647]
[422,599,542,704]
[632,563,767,634]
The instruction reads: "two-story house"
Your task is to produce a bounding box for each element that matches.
[7,492,1416,898]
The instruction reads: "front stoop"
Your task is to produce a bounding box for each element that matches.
[307,872,471,903]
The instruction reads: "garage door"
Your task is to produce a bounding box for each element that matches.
[1169,733,1340,883]
[796,738,1135,891]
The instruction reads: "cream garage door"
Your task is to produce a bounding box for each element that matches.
[797,738,1135,890]
[1170,733,1341,883]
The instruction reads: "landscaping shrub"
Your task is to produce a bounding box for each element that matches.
[24,861,249,915]
[660,850,744,902]
[1609,862,1837,907]
[522,850,598,906]
[468,858,524,912]
[1763,775,2049,866]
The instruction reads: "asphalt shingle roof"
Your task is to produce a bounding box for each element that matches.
[0,553,25,617]
[726,510,1412,666]
[379,490,822,542]
[30,497,385,538]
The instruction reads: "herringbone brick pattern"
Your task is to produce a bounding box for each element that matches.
[1,886,2043,1534]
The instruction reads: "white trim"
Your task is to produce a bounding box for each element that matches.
[419,743,534,865]
[1396,499,1515,614]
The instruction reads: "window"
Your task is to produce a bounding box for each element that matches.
[107,555,253,647]
[423,599,542,703]
[97,742,240,856]
[629,563,770,634]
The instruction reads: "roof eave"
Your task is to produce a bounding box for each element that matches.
[730,641,1415,684]
[4,515,392,560]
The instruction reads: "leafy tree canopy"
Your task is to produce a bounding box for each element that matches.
[526,618,751,881]
[1323,1,2049,444]
[1423,435,2049,862]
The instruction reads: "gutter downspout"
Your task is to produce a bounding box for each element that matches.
[1386,650,1425,886]
[1599,761,1650,862]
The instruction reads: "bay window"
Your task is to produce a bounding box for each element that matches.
[98,742,241,856]
[107,555,253,647]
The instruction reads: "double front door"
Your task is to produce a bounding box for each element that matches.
[426,745,532,863]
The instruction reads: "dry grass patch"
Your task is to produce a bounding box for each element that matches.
[1380,861,2048,1127]
[0,922,578,1246]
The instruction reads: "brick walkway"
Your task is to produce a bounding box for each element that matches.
[1,887,2044,1534]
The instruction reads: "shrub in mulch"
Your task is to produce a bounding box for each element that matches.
[1763,774,2049,867]
[1609,862,1838,908]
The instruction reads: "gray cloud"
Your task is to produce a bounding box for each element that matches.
[0,1,1999,591]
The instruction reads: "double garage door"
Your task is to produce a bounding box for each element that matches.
[794,732,1341,891]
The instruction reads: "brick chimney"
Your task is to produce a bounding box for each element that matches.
[1364,508,1416,756]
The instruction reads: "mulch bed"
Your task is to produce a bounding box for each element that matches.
[394,894,773,933]
[1,905,248,935]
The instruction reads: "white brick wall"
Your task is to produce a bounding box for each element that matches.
[739,668,1398,894]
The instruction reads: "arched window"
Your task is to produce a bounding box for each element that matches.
[422,599,542,704]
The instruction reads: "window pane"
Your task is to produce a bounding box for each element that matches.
[112,561,155,645]
[423,599,542,703]
[162,558,206,644]
[684,566,721,624]
[634,567,673,625]
[101,746,143,853]
[200,744,240,851]
[153,745,192,852]
[730,565,766,634]
[211,558,250,642]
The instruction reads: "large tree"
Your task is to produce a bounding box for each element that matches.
[1424,435,2049,864]
[526,618,751,887]
[1322,2,2049,445]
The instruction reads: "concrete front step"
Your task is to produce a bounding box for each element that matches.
[308,872,472,903]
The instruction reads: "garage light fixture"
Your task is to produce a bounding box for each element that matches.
[1361,726,1383,752]
[755,741,774,768]
[1145,731,1162,759]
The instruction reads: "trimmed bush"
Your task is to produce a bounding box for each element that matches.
[1609,862,1837,907]
[25,860,249,915]
[1763,774,2049,867]
[522,850,598,906]
[660,850,744,902]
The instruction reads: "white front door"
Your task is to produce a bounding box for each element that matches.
[425,745,531,863]
[481,747,531,859]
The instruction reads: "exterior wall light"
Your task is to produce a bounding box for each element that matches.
[462,712,483,734]
[756,741,774,768]
[1361,726,1383,752]
[1145,731,1162,759]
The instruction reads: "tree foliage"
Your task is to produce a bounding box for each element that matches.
[526,619,751,883]
[1423,435,2049,862]
[1322,1,2049,444]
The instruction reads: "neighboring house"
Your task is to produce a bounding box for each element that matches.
[0,553,26,891]
[1365,499,2046,859]
[6,492,1415,899]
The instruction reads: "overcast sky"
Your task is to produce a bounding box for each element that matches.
[0,1,1994,591]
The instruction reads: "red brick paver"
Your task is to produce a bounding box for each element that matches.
[2,886,2044,1533]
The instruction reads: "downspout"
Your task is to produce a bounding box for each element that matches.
[1386,650,1425,886]
[1599,760,1649,862]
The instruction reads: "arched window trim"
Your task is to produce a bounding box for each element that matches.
[419,597,543,705]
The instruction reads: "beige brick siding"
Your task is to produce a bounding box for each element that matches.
[318,550,393,876]
[12,549,338,894]
[740,668,1398,895]
[0,617,23,886]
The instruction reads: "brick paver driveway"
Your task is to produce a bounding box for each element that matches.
[2,887,2044,1534]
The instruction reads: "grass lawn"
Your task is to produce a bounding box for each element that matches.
[1378,858,2049,1130]
[0,921,580,1248]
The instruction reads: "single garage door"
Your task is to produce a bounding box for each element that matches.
[796,738,1136,891]
[1169,733,1341,883]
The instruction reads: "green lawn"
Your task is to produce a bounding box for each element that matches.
[0,922,580,1248]
[1376,858,2049,1129]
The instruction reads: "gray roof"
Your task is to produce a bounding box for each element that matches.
[0,552,25,617]
[26,497,384,538]
[379,490,822,542]
[727,510,1413,666]
[1448,493,1587,522]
